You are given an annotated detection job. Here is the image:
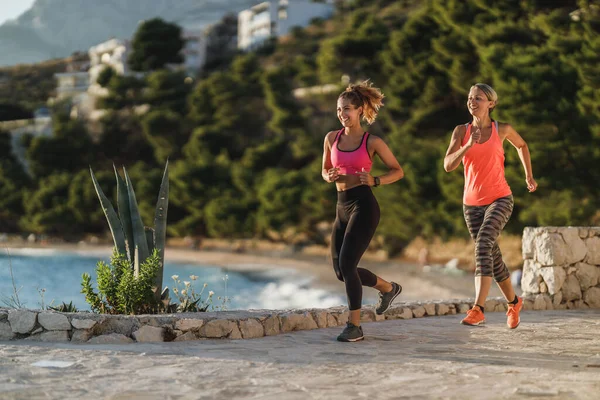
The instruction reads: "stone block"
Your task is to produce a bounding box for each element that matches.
[560,228,587,264]
[133,326,165,342]
[8,310,37,334]
[229,323,242,339]
[360,308,376,322]
[423,303,436,316]
[575,263,599,290]
[562,275,583,302]
[71,318,96,330]
[38,313,71,331]
[552,291,563,308]
[540,266,567,295]
[88,333,134,344]
[521,260,542,294]
[239,319,264,339]
[0,321,14,340]
[533,294,549,310]
[280,312,318,332]
[583,287,600,308]
[579,227,589,239]
[522,227,536,259]
[175,319,204,332]
[535,232,567,266]
[457,303,471,314]
[584,237,600,264]
[385,306,413,320]
[310,310,329,328]
[326,314,338,327]
[30,331,70,342]
[435,303,450,316]
[263,316,280,336]
[92,317,138,337]
[173,331,198,342]
[71,330,93,343]
[202,320,236,338]
[539,282,548,293]
[411,305,426,318]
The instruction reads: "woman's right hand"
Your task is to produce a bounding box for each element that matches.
[327,167,340,183]
[467,127,481,147]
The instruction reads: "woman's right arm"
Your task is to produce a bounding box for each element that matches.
[444,125,472,172]
[322,131,339,183]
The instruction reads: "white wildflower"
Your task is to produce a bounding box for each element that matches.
[184,281,190,287]
[181,289,187,296]
[209,291,214,297]
[171,275,179,280]
[190,275,198,281]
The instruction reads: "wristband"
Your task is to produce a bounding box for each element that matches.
[374,176,381,187]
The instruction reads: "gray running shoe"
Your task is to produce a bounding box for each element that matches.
[375,282,402,315]
[336,322,364,342]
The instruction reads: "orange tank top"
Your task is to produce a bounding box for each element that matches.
[461,121,512,206]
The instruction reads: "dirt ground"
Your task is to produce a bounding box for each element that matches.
[1,309,599,400]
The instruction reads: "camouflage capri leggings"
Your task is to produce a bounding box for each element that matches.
[463,195,514,282]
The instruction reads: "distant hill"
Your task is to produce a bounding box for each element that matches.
[0,0,260,67]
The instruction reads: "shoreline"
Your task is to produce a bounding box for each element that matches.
[2,238,515,301]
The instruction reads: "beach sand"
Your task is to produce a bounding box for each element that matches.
[1,309,599,399]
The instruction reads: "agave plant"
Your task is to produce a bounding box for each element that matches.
[90,161,169,302]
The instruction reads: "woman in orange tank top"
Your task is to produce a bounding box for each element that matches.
[444,83,537,329]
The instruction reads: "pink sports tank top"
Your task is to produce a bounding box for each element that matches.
[330,129,372,175]
[461,121,512,206]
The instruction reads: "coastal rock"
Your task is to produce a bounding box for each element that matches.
[583,287,600,308]
[456,303,471,314]
[38,313,71,331]
[539,266,567,295]
[8,310,37,334]
[326,313,338,327]
[575,263,599,290]
[175,319,204,332]
[71,319,97,330]
[133,326,165,342]
[0,321,14,340]
[533,294,549,310]
[579,228,589,239]
[562,275,582,302]
[280,312,318,332]
[360,308,376,322]
[239,319,264,339]
[88,333,134,344]
[93,317,139,337]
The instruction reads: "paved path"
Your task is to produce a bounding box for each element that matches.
[1,310,600,399]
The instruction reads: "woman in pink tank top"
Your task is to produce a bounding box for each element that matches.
[321,80,405,342]
[444,83,537,329]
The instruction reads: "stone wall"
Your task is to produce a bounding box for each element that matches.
[521,227,600,310]
[1,297,503,344]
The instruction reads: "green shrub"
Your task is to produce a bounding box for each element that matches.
[81,249,160,315]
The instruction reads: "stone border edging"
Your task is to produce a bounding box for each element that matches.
[1,295,590,344]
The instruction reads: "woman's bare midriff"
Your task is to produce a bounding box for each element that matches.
[335,174,364,192]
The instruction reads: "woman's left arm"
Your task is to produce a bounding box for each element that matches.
[358,136,404,186]
[503,124,538,193]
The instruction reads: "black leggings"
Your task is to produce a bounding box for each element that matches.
[331,185,380,311]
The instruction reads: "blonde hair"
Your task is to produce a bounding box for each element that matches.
[339,80,385,125]
[472,83,498,114]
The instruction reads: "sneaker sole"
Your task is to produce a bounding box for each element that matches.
[508,316,521,329]
[461,319,486,326]
[337,335,365,342]
[375,284,403,315]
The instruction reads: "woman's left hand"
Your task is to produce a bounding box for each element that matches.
[357,169,374,186]
[526,176,538,192]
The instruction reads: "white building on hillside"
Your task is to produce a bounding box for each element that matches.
[238,0,334,51]
[88,38,130,87]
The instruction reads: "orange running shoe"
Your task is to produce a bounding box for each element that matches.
[506,296,523,329]
[461,306,485,326]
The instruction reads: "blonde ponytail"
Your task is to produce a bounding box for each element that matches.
[339,80,385,125]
